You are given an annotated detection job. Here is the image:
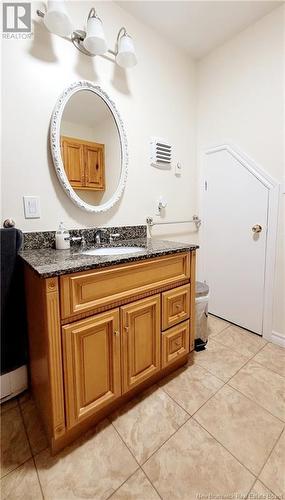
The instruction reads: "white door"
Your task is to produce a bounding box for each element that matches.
[203,148,268,335]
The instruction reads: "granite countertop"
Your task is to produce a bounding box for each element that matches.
[19,238,199,278]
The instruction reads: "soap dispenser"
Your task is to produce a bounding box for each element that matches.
[55,222,70,250]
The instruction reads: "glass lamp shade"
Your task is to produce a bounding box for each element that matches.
[44,0,73,37]
[116,34,137,68]
[83,16,107,55]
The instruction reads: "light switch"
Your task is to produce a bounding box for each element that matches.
[175,162,182,176]
[23,196,41,219]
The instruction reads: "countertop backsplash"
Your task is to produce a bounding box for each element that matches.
[22,225,147,250]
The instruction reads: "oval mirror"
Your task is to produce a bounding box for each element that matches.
[50,81,128,213]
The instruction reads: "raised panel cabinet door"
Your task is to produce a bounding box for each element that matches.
[61,137,85,188]
[62,309,121,428]
[84,144,105,191]
[121,295,161,393]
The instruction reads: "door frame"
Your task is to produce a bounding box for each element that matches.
[198,143,280,342]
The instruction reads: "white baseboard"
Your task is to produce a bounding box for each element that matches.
[0,365,28,402]
[271,331,285,348]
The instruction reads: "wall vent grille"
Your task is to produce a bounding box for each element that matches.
[150,137,172,168]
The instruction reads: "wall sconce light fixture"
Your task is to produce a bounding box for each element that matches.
[37,1,137,68]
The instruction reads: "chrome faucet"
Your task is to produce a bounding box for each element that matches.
[95,229,107,245]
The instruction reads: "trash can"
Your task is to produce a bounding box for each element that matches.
[195,281,209,351]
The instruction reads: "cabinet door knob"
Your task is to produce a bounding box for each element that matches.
[124,326,129,333]
[252,224,262,233]
[113,330,120,336]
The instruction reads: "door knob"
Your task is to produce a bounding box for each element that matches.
[252,224,262,233]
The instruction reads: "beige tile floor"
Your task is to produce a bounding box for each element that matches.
[1,315,284,499]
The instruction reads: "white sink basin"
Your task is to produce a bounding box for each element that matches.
[82,246,145,256]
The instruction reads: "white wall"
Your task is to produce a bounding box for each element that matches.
[197,6,285,338]
[1,0,198,244]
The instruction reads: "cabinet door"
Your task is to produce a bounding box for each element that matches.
[121,295,161,393]
[62,309,121,428]
[84,144,105,191]
[61,137,85,188]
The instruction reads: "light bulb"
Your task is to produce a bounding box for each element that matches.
[83,16,107,55]
[116,34,137,68]
[44,0,73,37]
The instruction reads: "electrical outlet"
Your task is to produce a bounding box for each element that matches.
[23,196,41,219]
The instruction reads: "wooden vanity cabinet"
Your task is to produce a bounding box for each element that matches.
[24,251,196,454]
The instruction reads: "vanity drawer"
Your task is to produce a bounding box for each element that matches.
[161,320,190,368]
[162,284,190,330]
[60,253,190,319]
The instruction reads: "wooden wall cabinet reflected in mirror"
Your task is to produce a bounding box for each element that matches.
[61,136,105,191]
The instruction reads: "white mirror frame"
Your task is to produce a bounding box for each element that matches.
[50,80,128,213]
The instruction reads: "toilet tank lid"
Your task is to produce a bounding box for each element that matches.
[196,281,209,297]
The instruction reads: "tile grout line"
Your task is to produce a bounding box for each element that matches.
[0,398,33,480]
[188,374,284,489]
[222,345,285,424]
[213,333,267,360]
[253,478,282,500]
[256,427,284,494]
[175,353,285,483]
[108,418,163,500]
[192,417,258,484]
[109,395,197,495]
[130,341,272,475]
[18,397,49,455]
[195,331,280,390]
[138,417,195,469]
[225,352,285,424]
[209,317,285,378]
[194,341,251,384]
[109,351,284,500]
[160,371,225,420]
[106,419,141,499]
[207,323,231,338]
[256,425,285,480]
[18,396,45,499]
[0,456,32,480]
[246,357,285,379]
[31,455,45,500]
[226,380,285,425]
[141,463,163,499]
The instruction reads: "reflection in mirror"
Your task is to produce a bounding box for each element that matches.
[60,90,121,206]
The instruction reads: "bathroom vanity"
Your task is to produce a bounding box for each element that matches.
[19,80,200,454]
[21,236,198,453]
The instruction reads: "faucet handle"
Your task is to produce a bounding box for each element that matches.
[109,233,120,243]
